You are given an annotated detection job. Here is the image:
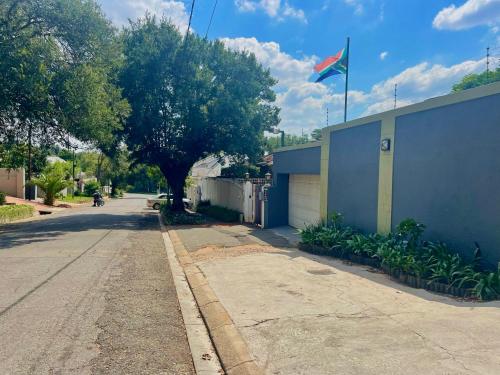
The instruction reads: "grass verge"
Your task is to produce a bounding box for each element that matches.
[0,205,35,223]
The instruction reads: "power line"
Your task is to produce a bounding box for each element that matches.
[205,0,218,39]
[185,0,196,39]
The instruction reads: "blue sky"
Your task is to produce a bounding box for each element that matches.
[98,0,500,134]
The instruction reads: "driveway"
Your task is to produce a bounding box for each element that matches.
[0,194,195,374]
[174,224,500,375]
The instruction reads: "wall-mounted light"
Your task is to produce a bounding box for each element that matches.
[265,172,272,181]
[381,138,391,151]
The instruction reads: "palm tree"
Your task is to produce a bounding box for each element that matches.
[32,162,73,206]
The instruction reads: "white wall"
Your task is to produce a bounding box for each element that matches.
[0,168,25,199]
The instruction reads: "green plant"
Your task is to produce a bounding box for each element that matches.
[160,203,205,225]
[0,191,6,205]
[197,200,211,208]
[197,204,240,223]
[396,218,425,249]
[0,205,35,223]
[31,163,73,206]
[473,272,500,300]
[84,181,101,196]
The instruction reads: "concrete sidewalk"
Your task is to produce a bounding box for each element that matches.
[174,224,500,375]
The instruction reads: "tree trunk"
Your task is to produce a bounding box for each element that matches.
[161,165,188,212]
[169,175,185,211]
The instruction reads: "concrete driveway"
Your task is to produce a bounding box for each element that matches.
[174,224,500,375]
[0,194,195,374]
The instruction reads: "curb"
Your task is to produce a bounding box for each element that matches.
[169,229,264,375]
[158,217,223,375]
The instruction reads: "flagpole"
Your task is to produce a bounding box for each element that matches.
[344,36,350,123]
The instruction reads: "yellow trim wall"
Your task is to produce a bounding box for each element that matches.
[318,81,500,233]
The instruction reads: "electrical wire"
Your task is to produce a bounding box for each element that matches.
[205,0,218,39]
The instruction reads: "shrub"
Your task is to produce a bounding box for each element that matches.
[84,181,100,196]
[31,162,73,206]
[196,204,240,222]
[197,199,211,208]
[160,203,205,225]
[0,191,6,205]
[0,205,35,223]
[299,212,500,300]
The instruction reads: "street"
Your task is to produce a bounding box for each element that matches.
[0,195,195,374]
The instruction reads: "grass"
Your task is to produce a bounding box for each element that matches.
[0,205,35,223]
[58,195,93,204]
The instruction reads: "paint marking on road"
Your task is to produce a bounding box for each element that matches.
[0,230,114,318]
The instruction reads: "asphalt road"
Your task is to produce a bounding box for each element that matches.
[0,195,195,374]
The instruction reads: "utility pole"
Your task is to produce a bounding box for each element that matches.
[344,37,350,123]
[486,47,490,83]
[326,107,329,126]
[394,83,398,109]
[27,122,32,200]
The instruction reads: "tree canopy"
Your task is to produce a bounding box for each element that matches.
[0,0,129,158]
[452,68,500,92]
[120,16,280,209]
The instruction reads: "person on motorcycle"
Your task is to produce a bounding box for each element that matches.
[93,191,102,207]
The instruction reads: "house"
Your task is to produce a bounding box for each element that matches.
[265,81,500,266]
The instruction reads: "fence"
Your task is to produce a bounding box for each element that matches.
[0,168,25,199]
[187,177,267,224]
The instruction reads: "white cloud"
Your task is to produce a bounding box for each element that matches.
[234,0,307,23]
[433,0,500,30]
[344,0,364,15]
[364,58,486,114]
[379,51,388,60]
[98,0,190,32]
[221,36,486,133]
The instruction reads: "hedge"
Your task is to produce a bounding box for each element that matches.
[196,204,240,222]
[300,214,500,301]
[0,205,35,223]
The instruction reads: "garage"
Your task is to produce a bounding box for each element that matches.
[288,174,321,229]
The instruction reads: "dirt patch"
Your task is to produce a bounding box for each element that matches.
[191,244,282,262]
[91,214,195,375]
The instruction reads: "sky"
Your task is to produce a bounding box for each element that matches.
[98,0,500,135]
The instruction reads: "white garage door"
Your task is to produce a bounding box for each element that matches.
[288,174,321,229]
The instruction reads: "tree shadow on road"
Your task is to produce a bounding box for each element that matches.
[0,210,159,250]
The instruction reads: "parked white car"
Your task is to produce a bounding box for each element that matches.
[147,194,192,210]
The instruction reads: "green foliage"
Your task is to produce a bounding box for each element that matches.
[221,164,261,178]
[311,129,322,141]
[264,133,311,152]
[300,213,500,300]
[160,203,205,225]
[197,204,240,223]
[0,0,129,153]
[0,204,35,223]
[84,181,100,196]
[120,16,279,210]
[0,191,6,205]
[31,162,73,206]
[452,68,500,92]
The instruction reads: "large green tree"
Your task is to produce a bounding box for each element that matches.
[120,17,280,210]
[452,68,500,92]
[0,0,129,178]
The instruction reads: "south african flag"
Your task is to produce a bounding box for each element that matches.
[314,47,348,83]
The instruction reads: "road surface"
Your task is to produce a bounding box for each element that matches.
[0,195,195,374]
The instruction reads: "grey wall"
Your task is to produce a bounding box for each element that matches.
[392,94,500,266]
[273,146,321,182]
[264,174,289,228]
[328,122,381,233]
[267,145,321,227]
